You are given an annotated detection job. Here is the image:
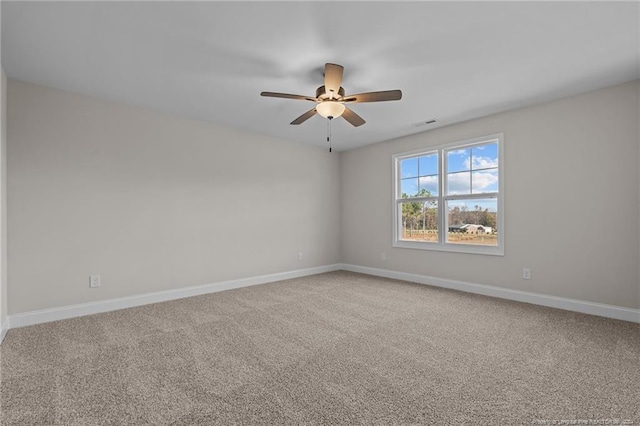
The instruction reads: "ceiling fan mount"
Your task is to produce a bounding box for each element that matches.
[261,63,402,127]
[315,85,345,100]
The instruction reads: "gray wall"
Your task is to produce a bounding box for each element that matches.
[7,80,341,314]
[341,80,640,309]
[6,78,640,316]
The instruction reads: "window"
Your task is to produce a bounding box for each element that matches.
[393,134,504,255]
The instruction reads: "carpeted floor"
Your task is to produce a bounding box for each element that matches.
[1,271,638,425]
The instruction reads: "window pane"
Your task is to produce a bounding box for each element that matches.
[400,157,419,178]
[447,171,471,195]
[446,198,498,246]
[471,143,498,170]
[400,200,438,242]
[471,169,498,194]
[447,148,470,173]
[419,154,438,176]
[419,175,438,196]
[401,178,419,197]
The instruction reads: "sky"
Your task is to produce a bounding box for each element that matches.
[400,142,499,212]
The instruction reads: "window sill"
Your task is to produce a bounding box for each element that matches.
[393,239,504,256]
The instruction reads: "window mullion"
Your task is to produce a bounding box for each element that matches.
[445,193,498,202]
[400,197,438,203]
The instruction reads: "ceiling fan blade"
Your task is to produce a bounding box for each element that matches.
[343,90,402,103]
[261,92,316,102]
[290,108,318,125]
[324,63,344,99]
[341,107,366,127]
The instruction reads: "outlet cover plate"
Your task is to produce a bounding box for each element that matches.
[89,275,101,288]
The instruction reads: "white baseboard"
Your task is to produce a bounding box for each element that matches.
[340,264,640,323]
[5,262,638,333]
[7,264,342,330]
[0,319,7,344]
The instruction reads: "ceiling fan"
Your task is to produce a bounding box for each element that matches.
[260,63,402,127]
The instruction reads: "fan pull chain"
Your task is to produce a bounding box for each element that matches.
[327,117,333,153]
[326,118,330,144]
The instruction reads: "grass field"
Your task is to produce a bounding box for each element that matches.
[402,230,498,246]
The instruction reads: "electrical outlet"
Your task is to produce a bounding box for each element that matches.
[522,268,531,280]
[89,275,101,288]
[298,252,303,261]
[381,252,387,261]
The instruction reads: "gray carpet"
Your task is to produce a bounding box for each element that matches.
[1,271,638,425]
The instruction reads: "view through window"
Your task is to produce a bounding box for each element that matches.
[393,134,503,255]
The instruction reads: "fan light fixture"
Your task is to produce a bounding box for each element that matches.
[261,63,402,128]
[316,101,345,119]
[261,63,402,152]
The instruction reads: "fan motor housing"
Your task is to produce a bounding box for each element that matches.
[316,85,345,100]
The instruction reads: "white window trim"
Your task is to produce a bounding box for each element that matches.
[392,133,504,256]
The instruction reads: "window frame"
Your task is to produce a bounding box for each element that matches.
[392,133,504,256]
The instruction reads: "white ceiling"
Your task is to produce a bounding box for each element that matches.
[2,1,639,152]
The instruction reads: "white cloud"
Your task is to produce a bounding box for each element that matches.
[447,170,498,194]
[472,156,498,169]
[418,176,438,194]
[472,170,498,192]
[447,173,470,194]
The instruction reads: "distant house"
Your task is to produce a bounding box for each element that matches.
[448,224,467,233]
[465,224,483,234]
[448,224,491,234]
